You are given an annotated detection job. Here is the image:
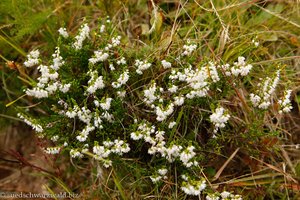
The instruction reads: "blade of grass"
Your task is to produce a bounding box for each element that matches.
[6,94,26,107]
[255,4,300,29]
[0,33,26,56]
[43,184,58,200]
[213,148,239,181]
[112,169,128,200]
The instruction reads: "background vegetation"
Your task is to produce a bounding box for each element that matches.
[0,0,299,199]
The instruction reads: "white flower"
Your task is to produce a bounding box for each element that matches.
[17,113,43,132]
[117,90,126,98]
[112,36,121,47]
[45,82,58,93]
[86,72,105,94]
[210,107,230,133]
[76,106,92,124]
[168,85,178,93]
[180,146,197,167]
[70,149,83,158]
[174,96,185,106]
[220,191,231,199]
[182,42,197,56]
[103,160,112,168]
[250,70,280,109]
[230,56,253,76]
[155,103,174,121]
[51,135,59,142]
[76,125,95,142]
[278,89,293,113]
[100,97,113,110]
[117,57,126,65]
[44,147,60,155]
[111,139,130,155]
[58,27,69,38]
[150,175,162,183]
[161,60,172,69]
[144,82,158,104]
[51,47,65,70]
[168,121,176,129]
[59,83,71,93]
[252,39,259,47]
[26,87,49,98]
[108,64,114,71]
[93,145,110,158]
[163,144,182,162]
[93,115,103,128]
[207,62,220,82]
[24,50,40,67]
[249,93,261,107]
[100,24,105,33]
[73,23,90,50]
[101,111,114,122]
[135,59,152,74]
[181,179,206,196]
[112,70,130,88]
[89,50,109,65]
[130,132,143,140]
[206,194,220,200]
[66,109,77,118]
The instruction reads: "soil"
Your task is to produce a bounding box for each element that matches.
[0,125,49,199]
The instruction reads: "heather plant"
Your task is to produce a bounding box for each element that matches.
[15,14,295,198]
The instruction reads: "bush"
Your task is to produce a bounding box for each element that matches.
[16,15,295,199]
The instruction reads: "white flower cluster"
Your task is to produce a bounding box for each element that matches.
[206,194,220,200]
[93,140,130,168]
[250,70,280,109]
[135,59,152,74]
[116,57,126,65]
[25,47,70,98]
[168,121,176,129]
[112,70,129,88]
[162,144,183,162]
[221,56,253,77]
[278,89,293,113]
[206,191,242,200]
[17,113,43,132]
[207,62,220,82]
[252,37,259,47]
[21,22,276,199]
[161,60,172,69]
[111,36,121,47]
[64,102,116,143]
[180,146,198,167]
[210,107,230,133]
[100,24,105,33]
[182,40,197,56]
[100,97,113,110]
[130,120,198,167]
[58,27,69,38]
[86,70,105,94]
[73,23,90,50]
[70,149,84,158]
[185,67,210,98]
[150,168,168,183]
[89,50,109,65]
[143,82,159,104]
[44,147,60,155]
[155,103,174,121]
[24,50,40,67]
[76,125,95,142]
[181,178,207,196]
[167,61,221,99]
